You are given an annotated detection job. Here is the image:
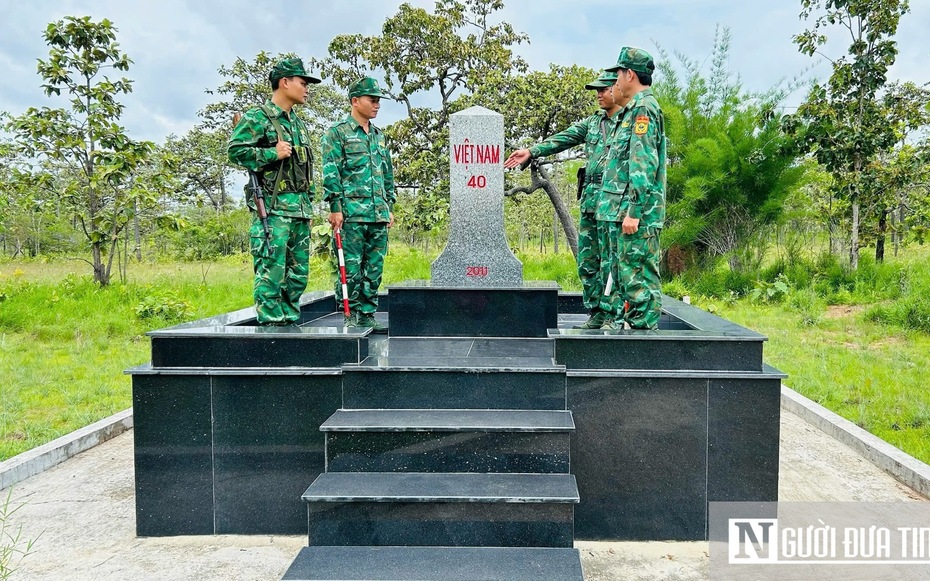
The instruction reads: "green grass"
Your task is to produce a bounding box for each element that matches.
[3,245,930,467]
[709,300,930,465]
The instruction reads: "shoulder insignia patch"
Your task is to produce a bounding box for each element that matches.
[634,115,649,136]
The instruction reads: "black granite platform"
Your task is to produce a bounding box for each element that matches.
[128,289,785,548]
[282,546,585,580]
[387,280,559,337]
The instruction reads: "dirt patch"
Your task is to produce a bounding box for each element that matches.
[825,305,865,319]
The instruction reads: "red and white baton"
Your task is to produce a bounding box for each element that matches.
[334,228,350,317]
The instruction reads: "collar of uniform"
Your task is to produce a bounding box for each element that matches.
[630,88,654,108]
[343,114,379,134]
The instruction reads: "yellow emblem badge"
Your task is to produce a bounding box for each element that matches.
[634,115,649,136]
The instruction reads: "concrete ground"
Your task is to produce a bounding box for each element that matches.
[2,410,926,581]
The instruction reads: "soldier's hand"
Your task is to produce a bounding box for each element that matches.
[329,212,344,230]
[504,149,531,169]
[622,215,640,236]
[388,212,395,228]
[275,141,293,160]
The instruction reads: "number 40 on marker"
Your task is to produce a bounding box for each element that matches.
[467,175,487,188]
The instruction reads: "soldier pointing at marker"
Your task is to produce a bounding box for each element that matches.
[504,70,628,329]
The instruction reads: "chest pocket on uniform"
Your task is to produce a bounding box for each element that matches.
[344,140,369,173]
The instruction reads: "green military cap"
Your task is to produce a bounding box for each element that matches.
[584,70,619,90]
[269,57,321,84]
[348,77,389,99]
[605,47,655,75]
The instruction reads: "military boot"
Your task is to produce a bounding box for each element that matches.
[601,316,629,331]
[574,309,608,330]
[343,312,359,328]
[357,312,388,334]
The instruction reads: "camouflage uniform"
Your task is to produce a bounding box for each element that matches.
[322,78,396,320]
[529,71,622,321]
[228,58,321,326]
[598,48,667,330]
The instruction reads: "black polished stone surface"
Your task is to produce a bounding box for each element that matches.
[211,374,342,534]
[342,367,567,410]
[150,326,369,368]
[303,472,579,502]
[282,546,585,581]
[387,281,559,337]
[567,375,708,541]
[326,431,570,473]
[321,409,575,431]
[133,375,213,536]
[307,502,575,548]
[552,330,764,371]
[707,377,781,503]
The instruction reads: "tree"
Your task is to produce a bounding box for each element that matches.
[785,0,911,270]
[863,81,930,261]
[6,16,153,285]
[312,0,529,237]
[162,128,236,211]
[652,27,808,273]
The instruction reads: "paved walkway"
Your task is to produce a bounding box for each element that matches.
[2,410,926,581]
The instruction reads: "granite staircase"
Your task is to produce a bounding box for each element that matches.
[282,337,585,581]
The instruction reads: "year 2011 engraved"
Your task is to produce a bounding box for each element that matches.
[466,266,489,277]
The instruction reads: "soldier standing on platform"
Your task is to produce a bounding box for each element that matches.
[598,47,667,330]
[228,57,320,326]
[322,77,396,333]
[504,70,627,329]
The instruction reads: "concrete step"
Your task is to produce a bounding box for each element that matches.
[281,545,585,580]
[322,409,574,473]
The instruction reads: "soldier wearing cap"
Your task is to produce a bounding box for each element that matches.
[228,57,321,326]
[322,77,396,333]
[597,47,667,330]
[504,70,628,329]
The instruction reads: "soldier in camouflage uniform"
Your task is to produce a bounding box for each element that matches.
[228,58,320,326]
[322,77,396,333]
[597,47,667,330]
[504,71,626,329]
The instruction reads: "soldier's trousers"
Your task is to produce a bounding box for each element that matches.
[249,214,311,325]
[597,221,622,316]
[615,229,662,330]
[578,213,615,311]
[334,221,388,315]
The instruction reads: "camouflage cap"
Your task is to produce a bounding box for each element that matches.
[584,70,619,90]
[605,47,655,75]
[348,77,389,99]
[269,57,321,84]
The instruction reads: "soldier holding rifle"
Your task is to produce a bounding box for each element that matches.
[228,57,320,326]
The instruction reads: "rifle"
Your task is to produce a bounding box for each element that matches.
[232,112,274,256]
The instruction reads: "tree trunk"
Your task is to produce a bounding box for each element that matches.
[219,168,227,210]
[535,164,578,258]
[850,200,860,271]
[133,200,142,262]
[875,208,887,263]
[92,242,109,286]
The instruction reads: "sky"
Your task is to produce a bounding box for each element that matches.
[1,0,928,144]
